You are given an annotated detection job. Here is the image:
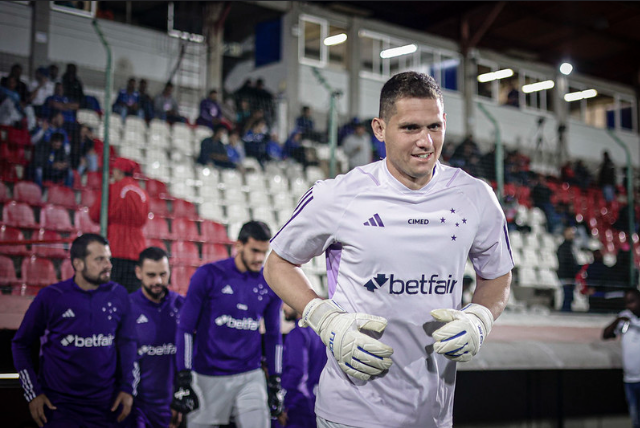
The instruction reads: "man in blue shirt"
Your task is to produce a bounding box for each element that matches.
[196,89,223,130]
[172,221,283,428]
[113,78,144,122]
[12,233,138,427]
[129,246,184,428]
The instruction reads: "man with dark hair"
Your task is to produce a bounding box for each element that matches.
[31,111,70,153]
[603,289,640,428]
[1,63,30,103]
[42,82,79,124]
[196,125,234,169]
[153,82,184,124]
[90,157,149,293]
[129,246,185,428]
[32,131,73,188]
[172,221,284,428]
[113,78,143,122]
[264,71,513,428]
[61,63,84,105]
[12,233,138,427]
[557,226,580,312]
[196,89,223,130]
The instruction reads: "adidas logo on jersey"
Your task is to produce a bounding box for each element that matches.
[62,309,75,318]
[363,273,457,295]
[222,285,234,294]
[363,213,385,227]
[136,314,149,324]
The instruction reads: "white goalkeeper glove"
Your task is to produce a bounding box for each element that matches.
[431,303,494,362]
[299,298,393,381]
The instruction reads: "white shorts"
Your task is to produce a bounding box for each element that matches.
[187,368,269,428]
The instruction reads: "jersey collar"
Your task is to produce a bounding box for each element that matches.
[382,160,443,194]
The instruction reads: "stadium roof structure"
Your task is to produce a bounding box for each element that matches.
[315,1,640,88]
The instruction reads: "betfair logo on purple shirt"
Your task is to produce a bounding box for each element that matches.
[138,343,176,356]
[60,334,115,347]
[214,315,259,331]
[364,274,457,295]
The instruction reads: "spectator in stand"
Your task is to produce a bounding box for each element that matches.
[28,67,55,117]
[277,303,327,428]
[531,173,560,234]
[42,82,79,123]
[48,64,60,84]
[283,129,307,167]
[0,76,24,126]
[342,122,372,170]
[1,63,29,103]
[479,147,497,182]
[561,161,577,186]
[243,108,265,135]
[266,133,283,162]
[337,117,360,146]
[138,79,154,122]
[557,226,580,312]
[61,63,85,106]
[235,98,252,134]
[153,82,184,124]
[90,157,150,293]
[196,89,223,130]
[197,125,235,169]
[449,136,482,177]
[113,78,144,122]
[295,106,315,141]
[611,243,639,287]
[598,150,617,202]
[503,79,520,108]
[234,79,254,109]
[254,78,274,124]
[32,132,73,189]
[77,125,100,175]
[574,159,593,190]
[585,249,609,289]
[227,129,246,170]
[243,118,270,167]
[11,233,137,428]
[32,112,71,154]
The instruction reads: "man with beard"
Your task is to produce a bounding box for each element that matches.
[276,304,327,428]
[172,221,284,428]
[12,233,138,427]
[129,247,184,428]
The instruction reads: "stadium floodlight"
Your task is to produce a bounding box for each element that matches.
[380,44,417,59]
[564,89,598,102]
[521,80,555,93]
[324,33,347,46]
[560,62,573,75]
[477,68,514,83]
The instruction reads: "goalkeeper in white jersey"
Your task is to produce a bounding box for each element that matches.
[264,71,513,428]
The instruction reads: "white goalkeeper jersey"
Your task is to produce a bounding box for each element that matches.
[270,160,514,428]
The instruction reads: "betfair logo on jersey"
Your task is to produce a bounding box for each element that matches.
[60,334,115,347]
[364,274,457,295]
[138,343,177,356]
[214,315,259,331]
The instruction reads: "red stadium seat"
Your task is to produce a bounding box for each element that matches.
[13,181,44,207]
[21,255,57,287]
[60,258,74,281]
[202,242,229,262]
[47,185,78,210]
[74,207,100,234]
[0,143,28,165]
[0,181,10,203]
[0,225,29,256]
[172,199,198,220]
[142,213,172,240]
[145,179,170,199]
[171,240,201,266]
[200,220,231,243]
[40,204,76,232]
[170,265,197,296]
[145,238,167,251]
[171,217,201,242]
[32,229,68,259]
[0,254,20,287]
[80,188,98,208]
[2,201,38,229]
[85,171,102,190]
[0,161,20,183]
[149,197,171,217]
[6,126,30,146]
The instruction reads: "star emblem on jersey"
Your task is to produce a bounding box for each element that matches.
[363,274,388,292]
[363,213,385,227]
[136,314,149,324]
[222,285,234,294]
[101,302,117,320]
[62,308,75,318]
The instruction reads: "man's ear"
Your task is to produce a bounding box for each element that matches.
[371,117,385,142]
[135,265,142,281]
[72,258,83,273]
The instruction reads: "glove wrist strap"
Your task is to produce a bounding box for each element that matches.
[462,303,494,336]
[299,298,343,331]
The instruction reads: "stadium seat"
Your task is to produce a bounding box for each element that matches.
[40,204,76,232]
[0,225,29,256]
[538,268,561,289]
[225,204,251,225]
[172,199,199,220]
[146,238,167,251]
[0,254,20,287]
[85,171,103,190]
[0,142,28,165]
[194,125,213,142]
[171,240,201,266]
[32,229,68,259]
[171,217,201,242]
[142,213,172,240]
[60,258,74,280]
[47,185,78,210]
[145,179,170,199]
[80,188,98,208]
[21,255,57,288]
[244,172,267,192]
[200,220,230,243]
[77,109,101,128]
[0,181,10,203]
[247,190,271,208]
[251,206,277,227]
[291,178,311,198]
[2,201,38,229]
[518,267,538,287]
[0,161,20,183]
[74,208,100,234]
[508,230,523,250]
[149,197,171,217]
[202,242,229,262]
[13,181,44,207]
[170,265,197,296]
[198,202,225,223]
[169,182,198,200]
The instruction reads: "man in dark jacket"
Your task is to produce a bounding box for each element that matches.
[557,226,580,312]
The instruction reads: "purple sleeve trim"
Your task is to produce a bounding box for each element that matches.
[355,167,380,186]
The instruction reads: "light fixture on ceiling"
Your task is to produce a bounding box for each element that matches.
[559,62,573,76]
[564,89,598,102]
[477,68,514,83]
[522,80,555,93]
[380,44,417,59]
[324,33,347,46]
